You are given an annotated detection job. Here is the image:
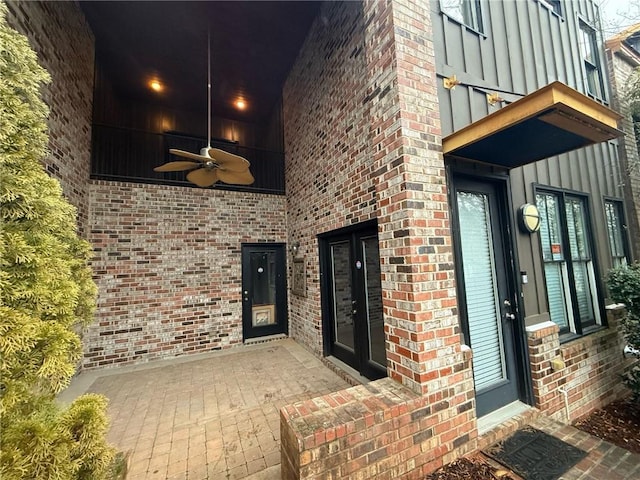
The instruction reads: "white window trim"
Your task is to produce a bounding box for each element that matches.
[560,261,577,333]
[587,260,602,326]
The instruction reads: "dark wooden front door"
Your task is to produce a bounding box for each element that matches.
[320,223,386,380]
[241,244,287,340]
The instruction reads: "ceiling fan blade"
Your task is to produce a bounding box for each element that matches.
[169,149,210,162]
[208,148,250,173]
[186,168,219,187]
[216,168,255,185]
[154,161,201,172]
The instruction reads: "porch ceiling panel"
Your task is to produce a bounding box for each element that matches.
[79,1,322,123]
[442,81,622,168]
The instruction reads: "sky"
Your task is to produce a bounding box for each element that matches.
[598,0,640,37]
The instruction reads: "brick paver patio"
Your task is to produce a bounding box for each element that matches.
[59,338,640,479]
[60,339,352,479]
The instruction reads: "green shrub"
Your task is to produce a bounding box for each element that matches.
[606,263,640,401]
[0,2,119,478]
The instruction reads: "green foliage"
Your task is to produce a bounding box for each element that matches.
[606,263,640,400]
[607,263,640,309]
[0,3,118,478]
[607,263,640,345]
[109,452,129,480]
[623,368,640,403]
[1,395,115,480]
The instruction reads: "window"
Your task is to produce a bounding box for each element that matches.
[441,0,483,33]
[604,200,628,268]
[633,112,640,153]
[539,0,562,16]
[627,32,640,55]
[537,191,602,335]
[579,22,604,98]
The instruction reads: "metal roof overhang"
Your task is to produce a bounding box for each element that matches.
[442,81,623,168]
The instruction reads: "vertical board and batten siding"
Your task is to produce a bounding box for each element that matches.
[431,0,626,324]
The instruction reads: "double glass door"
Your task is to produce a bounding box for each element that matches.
[321,224,386,379]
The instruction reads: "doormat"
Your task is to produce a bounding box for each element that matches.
[483,426,587,480]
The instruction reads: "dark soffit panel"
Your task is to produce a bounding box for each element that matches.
[79,1,322,123]
[442,82,623,168]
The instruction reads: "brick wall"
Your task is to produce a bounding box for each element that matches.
[526,307,631,422]
[283,0,376,353]
[83,181,286,368]
[283,0,476,476]
[606,47,640,261]
[369,0,465,398]
[6,1,94,237]
[281,378,477,480]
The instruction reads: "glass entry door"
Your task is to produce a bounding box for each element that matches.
[321,223,386,380]
[453,177,520,417]
[241,244,287,340]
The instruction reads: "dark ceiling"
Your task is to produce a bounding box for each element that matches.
[79,1,322,123]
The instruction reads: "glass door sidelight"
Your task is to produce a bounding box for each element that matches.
[241,244,287,340]
[320,223,386,380]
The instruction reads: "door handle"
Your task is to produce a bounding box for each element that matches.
[503,299,515,321]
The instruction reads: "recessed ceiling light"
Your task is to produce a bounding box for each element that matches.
[149,79,163,92]
[235,99,247,110]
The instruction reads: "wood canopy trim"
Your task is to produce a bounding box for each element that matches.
[442,81,622,168]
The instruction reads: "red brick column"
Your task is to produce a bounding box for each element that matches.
[363,1,471,400]
[281,1,478,475]
[526,322,564,416]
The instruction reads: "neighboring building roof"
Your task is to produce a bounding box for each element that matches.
[606,23,640,66]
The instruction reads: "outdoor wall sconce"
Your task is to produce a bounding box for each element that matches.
[486,92,505,106]
[443,75,461,90]
[518,203,541,233]
[289,241,300,256]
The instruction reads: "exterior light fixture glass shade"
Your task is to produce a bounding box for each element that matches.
[518,203,541,233]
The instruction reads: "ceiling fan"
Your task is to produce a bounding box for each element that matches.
[154,32,254,188]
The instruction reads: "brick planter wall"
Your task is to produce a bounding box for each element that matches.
[526,306,631,422]
[281,378,477,480]
[83,181,286,368]
[6,1,94,237]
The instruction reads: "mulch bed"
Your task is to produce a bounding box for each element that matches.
[573,398,640,454]
[424,455,518,480]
